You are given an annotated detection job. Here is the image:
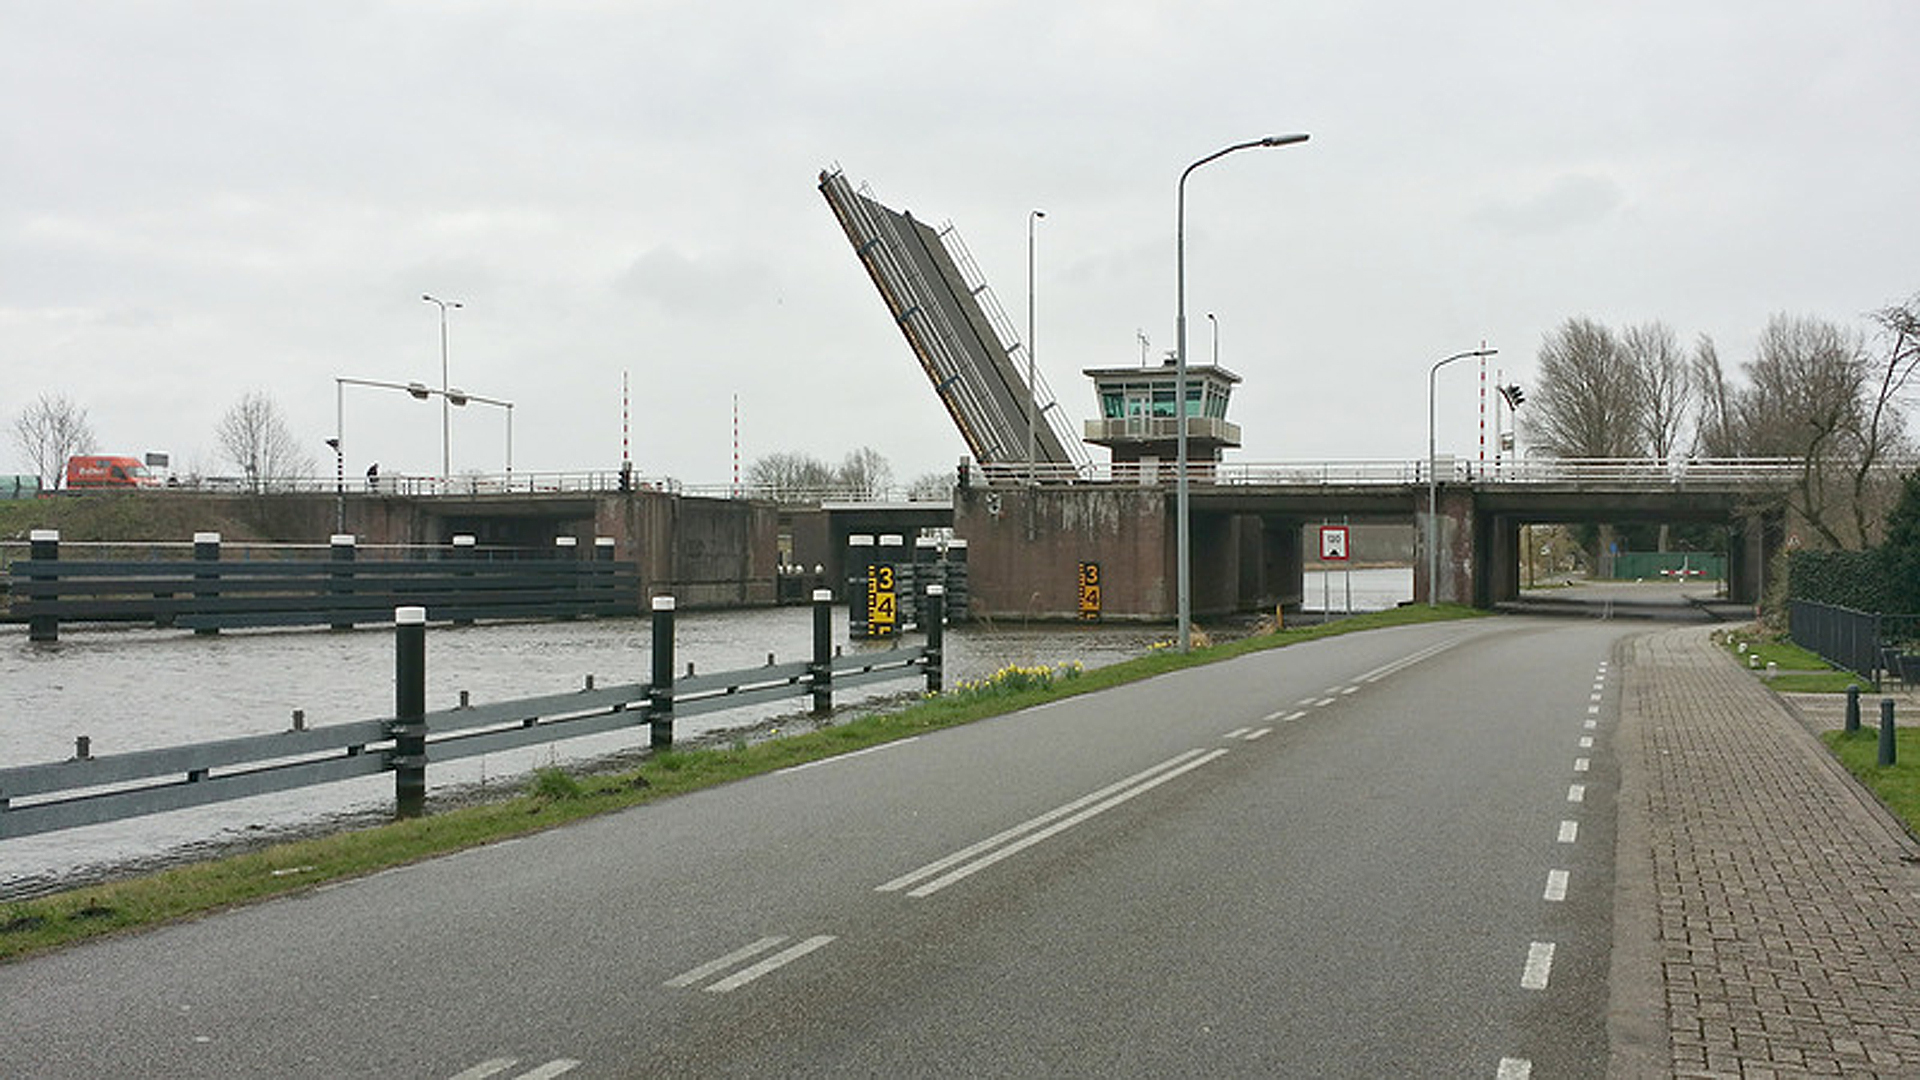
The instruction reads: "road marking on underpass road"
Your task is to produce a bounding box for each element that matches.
[1583,718,1597,730]
[878,748,1230,898]
[777,737,920,775]
[1578,735,1593,748]
[1355,639,1460,683]
[1573,757,1590,772]
[1224,727,1251,740]
[1312,697,1337,707]
[1339,685,1360,695]
[1496,1056,1532,1079]
[1558,820,1578,843]
[1544,869,1569,902]
[1243,727,1272,741]
[1521,942,1555,989]
[1567,784,1586,803]
[448,1058,581,1080]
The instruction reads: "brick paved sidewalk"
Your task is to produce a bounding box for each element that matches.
[1614,624,1920,1078]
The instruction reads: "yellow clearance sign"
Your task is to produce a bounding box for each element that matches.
[1078,562,1101,620]
[867,564,897,636]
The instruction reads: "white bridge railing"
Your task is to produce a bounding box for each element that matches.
[111,457,1834,504]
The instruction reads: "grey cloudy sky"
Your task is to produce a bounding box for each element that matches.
[5,1,1916,488]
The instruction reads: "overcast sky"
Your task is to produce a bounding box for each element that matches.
[5,1,1916,489]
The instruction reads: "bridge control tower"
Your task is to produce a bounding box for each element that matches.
[1081,362,1242,480]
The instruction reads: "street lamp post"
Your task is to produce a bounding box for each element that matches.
[1027,208,1045,486]
[422,294,462,478]
[1207,312,1219,366]
[1176,133,1309,651]
[1426,347,1498,605]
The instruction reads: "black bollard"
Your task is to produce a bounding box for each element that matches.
[649,596,675,750]
[392,606,428,818]
[1846,684,1861,734]
[28,529,58,642]
[451,534,476,626]
[192,532,221,636]
[924,584,945,695]
[329,534,356,631]
[1880,698,1897,767]
[811,588,834,716]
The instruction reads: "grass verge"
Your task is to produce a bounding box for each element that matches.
[1717,627,1872,693]
[1,603,1483,963]
[1821,728,1920,838]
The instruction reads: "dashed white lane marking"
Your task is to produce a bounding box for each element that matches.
[1224,727,1252,740]
[1558,820,1579,843]
[1521,942,1556,990]
[1583,718,1597,730]
[1578,735,1594,748]
[1587,704,1601,715]
[665,936,788,988]
[1573,757,1590,772]
[1282,710,1306,721]
[449,1059,581,1080]
[1496,1057,1532,1080]
[1589,692,1602,702]
[704,935,837,993]
[777,737,920,774]
[1544,869,1569,902]
[1312,697,1337,707]
[1340,685,1361,695]
[1567,784,1586,803]
[1243,727,1273,741]
[879,749,1228,898]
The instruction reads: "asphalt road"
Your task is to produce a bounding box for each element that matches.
[0,616,1640,1077]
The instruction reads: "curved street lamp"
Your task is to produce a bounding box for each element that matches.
[1426,347,1498,605]
[1176,133,1310,651]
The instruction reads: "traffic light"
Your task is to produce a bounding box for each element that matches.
[1499,383,1525,409]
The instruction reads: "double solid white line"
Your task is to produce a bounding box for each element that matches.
[877,748,1230,899]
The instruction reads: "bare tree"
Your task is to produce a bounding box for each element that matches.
[1735,313,1879,547]
[215,391,314,493]
[1620,321,1691,461]
[904,471,954,502]
[1690,334,1739,457]
[1525,317,1646,458]
[11,392,96,489]
[835,447,893,499]
[746,450,835,502]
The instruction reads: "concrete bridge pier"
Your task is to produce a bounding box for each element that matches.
[1412,487,1476,606]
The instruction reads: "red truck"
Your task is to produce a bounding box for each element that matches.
[65,455,161,489]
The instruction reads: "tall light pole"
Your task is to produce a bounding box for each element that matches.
[1027,208,1045,485]
[1176,133,1309,651]
[422,294,462,478]
[1427,347,1498,605]
[1207,312,1219,366]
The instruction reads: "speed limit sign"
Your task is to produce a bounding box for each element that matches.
[1319,525,1350,562]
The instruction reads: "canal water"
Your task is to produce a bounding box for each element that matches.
[1,568,1411,896]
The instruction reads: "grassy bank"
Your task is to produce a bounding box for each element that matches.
[1,603,1486,962]
[1821,729,1920,839]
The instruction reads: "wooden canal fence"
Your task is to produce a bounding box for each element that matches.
[0,588,947,839]
[7,530,639,641]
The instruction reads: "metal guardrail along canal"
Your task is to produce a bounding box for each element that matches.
[0,590,947,841]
